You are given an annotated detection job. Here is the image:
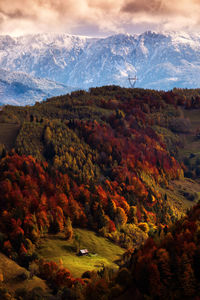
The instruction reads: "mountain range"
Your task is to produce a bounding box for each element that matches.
[1,31,200,104]
[0,68,75,105]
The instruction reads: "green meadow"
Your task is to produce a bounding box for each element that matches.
[37,228,125,278]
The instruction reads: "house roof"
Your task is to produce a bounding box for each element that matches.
[79,249,89,254]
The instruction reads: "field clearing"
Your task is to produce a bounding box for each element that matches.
[37,228,125,278]
[0,123,20,149]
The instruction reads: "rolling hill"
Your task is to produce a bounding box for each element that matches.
[0,86,200,299]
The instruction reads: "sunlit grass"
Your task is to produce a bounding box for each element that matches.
[37,228,125,277]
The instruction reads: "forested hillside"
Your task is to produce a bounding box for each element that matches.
[0,86,200,299]
[109,201,200,300]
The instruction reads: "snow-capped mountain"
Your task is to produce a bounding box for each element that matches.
[0,68,75,105]
[1,31,200,104]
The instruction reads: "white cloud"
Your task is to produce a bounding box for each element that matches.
[0,0,200,36]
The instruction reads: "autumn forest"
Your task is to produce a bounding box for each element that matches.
[0,86,200,299]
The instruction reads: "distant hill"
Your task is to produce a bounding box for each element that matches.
[0,68,76,105]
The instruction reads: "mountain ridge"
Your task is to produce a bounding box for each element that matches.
[0,68,76,105]
[1,30,200,104]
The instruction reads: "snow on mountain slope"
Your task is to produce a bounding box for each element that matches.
[0,33,91,87]
[0,68,75,105]
[1,31,200,105]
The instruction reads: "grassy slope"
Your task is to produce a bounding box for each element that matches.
[159,108,200,218]
[37,229,125,278]
[0,252,50,297]
[179,109,200,158]
[0,123,20,149]
[159,178,200,220]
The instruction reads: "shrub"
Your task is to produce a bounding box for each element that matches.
[16,271,29,281]
[115,268,132,287]
[110,284,123,298]
[27,287,48,300]
[82,271,92,279]
[15,288,28,299]
[138,222,149,233]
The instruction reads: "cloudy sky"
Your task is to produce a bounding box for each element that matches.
[0,0,200,36]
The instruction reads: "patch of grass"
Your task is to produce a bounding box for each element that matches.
[0,252,50,297]
[0,123,20,149]
[37,229,125,278]
[183,109,200,131]
[159,178,200,220]
[176,109,200,170]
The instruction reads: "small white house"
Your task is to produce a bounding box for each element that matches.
[79,249,89,256]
